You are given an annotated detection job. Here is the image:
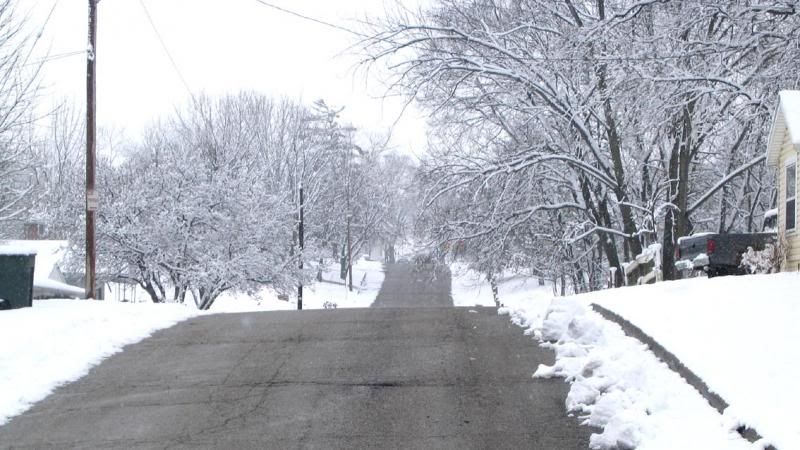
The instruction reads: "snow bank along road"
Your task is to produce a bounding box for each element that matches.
[0,262,591,449]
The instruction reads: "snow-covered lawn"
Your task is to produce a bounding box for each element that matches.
[450,262,553,308]
[209,256,385,312]
[587,273,800,450]
[522,297,754,450]
[0,300,198,426]
[463,265,787,449]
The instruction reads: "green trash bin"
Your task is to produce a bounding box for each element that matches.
[0,253,36,310]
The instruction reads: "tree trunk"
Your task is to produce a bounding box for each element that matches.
[597,63,643,259]
[487,273,500,307]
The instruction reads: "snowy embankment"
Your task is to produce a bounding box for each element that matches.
[454,264,776,449]
[588,274,800,450]
[0,300,198,426]
[210,256,386,312]
[524,297,755,450]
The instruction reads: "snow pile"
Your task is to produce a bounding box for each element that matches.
[591,273,800,450]
[0,299,198,425]
[521,298,753,450]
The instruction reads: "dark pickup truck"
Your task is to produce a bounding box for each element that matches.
[675,232,776,277]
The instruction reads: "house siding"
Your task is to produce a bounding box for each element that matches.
[779,133,800,272]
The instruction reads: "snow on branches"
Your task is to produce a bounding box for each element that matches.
[365,0,799,290]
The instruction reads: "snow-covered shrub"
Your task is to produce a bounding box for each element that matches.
[740,243,780,274]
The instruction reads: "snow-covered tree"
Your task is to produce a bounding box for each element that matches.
[365,0,800,290]
[0,0,45,231]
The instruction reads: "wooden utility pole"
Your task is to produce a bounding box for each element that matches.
[85,0,98,299]
[298,184,304,310]
[346,178,353,292]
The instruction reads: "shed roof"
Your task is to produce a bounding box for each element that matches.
[0,240,68,282]
[0,240,85,298]
[767,90,800,166]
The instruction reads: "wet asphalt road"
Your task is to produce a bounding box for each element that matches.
[372,262,452,308]
[0,262,591,449]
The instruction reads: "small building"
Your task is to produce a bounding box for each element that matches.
[0,240,85,298]
[766,90,800,272]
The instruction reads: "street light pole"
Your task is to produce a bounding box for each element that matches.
[85,0,98,299]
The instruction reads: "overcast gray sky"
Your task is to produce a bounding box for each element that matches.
[26,0,427,154]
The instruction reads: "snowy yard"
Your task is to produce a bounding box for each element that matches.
[588,273,800,450]
[0,300,198,426]
[450,262,554,308]
[464,265,797,449]
[210,256,385,312]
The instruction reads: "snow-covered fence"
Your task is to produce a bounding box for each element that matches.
[615,244,662,286]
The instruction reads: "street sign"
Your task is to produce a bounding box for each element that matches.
[86,189,99,211]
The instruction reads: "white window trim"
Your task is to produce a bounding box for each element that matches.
[786,154,797,233]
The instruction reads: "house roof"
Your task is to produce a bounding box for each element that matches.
[767,90,800,167]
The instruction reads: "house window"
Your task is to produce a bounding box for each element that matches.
[787,161,796,231]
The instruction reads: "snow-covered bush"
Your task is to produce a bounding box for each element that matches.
[739,243,781,274]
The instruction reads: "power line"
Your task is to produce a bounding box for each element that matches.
[252,0,368,38]
[138,0,194,96]
[24,50,85,67]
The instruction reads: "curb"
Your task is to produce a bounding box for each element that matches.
[590,303,776,450]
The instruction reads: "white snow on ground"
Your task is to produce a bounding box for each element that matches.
[0,300,198,426]
[207,288,296,313]
[523,298,754,450]
[304,257,385,309]
[449,263,497,307]
[486,266,776,449]
[450,263,554,308]
[588,273,800,450]
[209,256,386,312]
[0,257,385,427]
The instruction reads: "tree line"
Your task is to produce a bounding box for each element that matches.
[364,0,800,291]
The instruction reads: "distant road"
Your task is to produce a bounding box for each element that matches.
[0,263,591,449]
[372,262,453,308]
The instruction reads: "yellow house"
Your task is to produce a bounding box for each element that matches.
[766,90,800,272]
